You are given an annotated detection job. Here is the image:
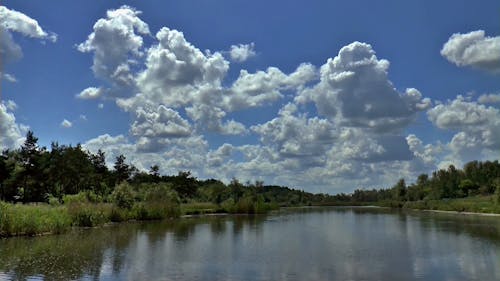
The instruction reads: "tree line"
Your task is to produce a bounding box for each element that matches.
[0,131,335,206]
[332,160,500,204]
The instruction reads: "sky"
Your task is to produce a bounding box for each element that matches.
[1,1,500,193]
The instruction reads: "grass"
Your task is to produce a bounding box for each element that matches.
[181,200,279,215]
[0,202,71,237]
[181,202,222,215]
[402,195,500,214]
[0,200,181,238]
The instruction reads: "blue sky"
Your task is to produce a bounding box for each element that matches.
[1,1,500,193]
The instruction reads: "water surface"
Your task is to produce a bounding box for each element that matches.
[1,207,499,280]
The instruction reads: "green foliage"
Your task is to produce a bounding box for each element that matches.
[0,202,71,237]
[111,182,135,209]
[403,196,500,214]
[48,195,61,206]
[495,181,500,205]
[67,203,111,227]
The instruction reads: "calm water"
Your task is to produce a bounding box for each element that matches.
[1,207,500,281]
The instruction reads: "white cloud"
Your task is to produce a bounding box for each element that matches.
[427,96,500,165]
[185,104,247,135]
[61,119,73,128]
[207,143,234,167]
[297,42,430,133]
[427,95,498,131]
[0,6,56,63]
[130,27,228,108]
[229,43,256,62]
[441,30,500,73]
[225,63,316,111]
[76,87,105,99]
[251,103,336,159]
[130,105,192,138]
[478,93,500,104]
[0,101,27,150]
[76,8,448,192]
[77,5,150,94]
[83,133,209,176]
[5,100,18,111]
[98,103,104,109]
[1,72,17,83]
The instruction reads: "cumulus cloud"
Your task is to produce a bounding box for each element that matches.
[0,6,56,63]
[1,72,17,83]
[130,27,228,108]
[297,42,430,133]
[83,133,209,176]
[185,104,247,135]
[60,119,73,128]
[478,93,500,104]
[441,30,500,73]
[428,95,498,131]
[207,143,234,167]
[76,87,105,99]
[229,43,256,62]
[130,105,192,138]
[251,103,336,159]
[77,5,150,94]
[76,6,446,192]
[225,63,316,111]
[0,101,27,150]
[427,96,500,165]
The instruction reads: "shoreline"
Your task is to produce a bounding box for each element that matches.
[410,208,500,217]
[3,204,500,239]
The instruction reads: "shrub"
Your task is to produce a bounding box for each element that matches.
[112,182,135,209]
[67,203,110,227]
[109,206,128,222]
[63,192,89,204]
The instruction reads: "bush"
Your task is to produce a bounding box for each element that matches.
[112,182,135,209]
[67,203,110,227]
[48,195,61,206]
[109,206,128,222]
[63,192,89,204]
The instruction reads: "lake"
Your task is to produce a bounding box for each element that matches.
[1,207,499,281]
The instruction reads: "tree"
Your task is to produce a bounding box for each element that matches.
[18,130,45,202]
[91,149,107,174]
[149,165,160,183]
[392,178,407,201]
[172,171,198,199]
[0,153,8,200]
[113,154,130,184]
[458,179,479,197]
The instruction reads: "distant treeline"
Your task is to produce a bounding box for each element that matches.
[0,131,335,206]
[332,160,500,205]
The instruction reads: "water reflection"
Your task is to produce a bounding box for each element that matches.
[0,208,499,280]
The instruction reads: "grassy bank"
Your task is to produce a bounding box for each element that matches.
[0,197,279,238]
[368,195,500,214]
[181,199,279,216]
[401,195,500,214]
[0,201,181,238]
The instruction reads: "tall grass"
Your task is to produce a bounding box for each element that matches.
[0,202,71,237]
[403,196,500,213]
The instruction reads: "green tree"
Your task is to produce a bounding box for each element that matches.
[113,154,131,184]
[392,178,407,201]
[18,131,45,202]
[172,171,198,199]
[458,179,479,197]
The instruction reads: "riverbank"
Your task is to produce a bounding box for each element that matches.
[0,200,278,238]
[2,196,500,238]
